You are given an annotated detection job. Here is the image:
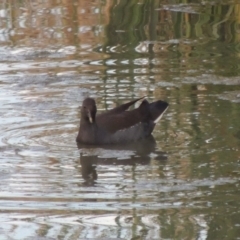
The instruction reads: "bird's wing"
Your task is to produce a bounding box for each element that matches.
[101,96,145,116]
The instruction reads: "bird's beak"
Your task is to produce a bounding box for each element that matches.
[88,110,93,123]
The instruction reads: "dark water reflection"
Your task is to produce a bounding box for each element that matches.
[1,0,240,239]
[78,137,165,184]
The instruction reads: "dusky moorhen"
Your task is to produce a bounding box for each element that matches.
[76,97,168,145]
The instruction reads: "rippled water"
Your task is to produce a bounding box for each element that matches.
[1,1,240,239]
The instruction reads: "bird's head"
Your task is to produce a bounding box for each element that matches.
[81,98,97,124]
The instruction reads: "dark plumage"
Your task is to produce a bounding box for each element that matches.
[76,97,169,145]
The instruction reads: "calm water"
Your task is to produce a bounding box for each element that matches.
[0,1,240,239]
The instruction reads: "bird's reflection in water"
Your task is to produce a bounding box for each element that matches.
[77,136,167,185]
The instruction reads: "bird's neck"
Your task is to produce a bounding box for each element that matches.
[77,120,98,144]
[80,118,97,128]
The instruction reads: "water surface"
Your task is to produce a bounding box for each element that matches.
[0,1,240,239]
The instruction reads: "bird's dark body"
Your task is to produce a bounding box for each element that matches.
[76,97,168,145]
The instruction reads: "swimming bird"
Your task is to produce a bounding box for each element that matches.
[76,97,168,145]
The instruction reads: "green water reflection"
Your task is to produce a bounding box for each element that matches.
[0,0,240,239]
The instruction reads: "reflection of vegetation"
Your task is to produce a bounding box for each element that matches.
[107,1,240,43]
[106,0,150,46]
[104,1,240,76]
